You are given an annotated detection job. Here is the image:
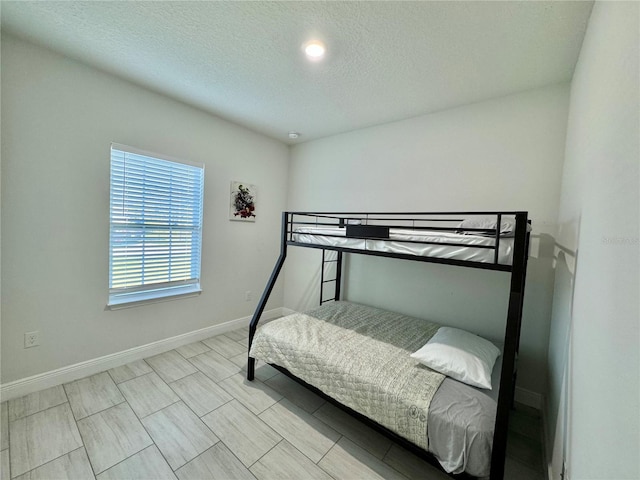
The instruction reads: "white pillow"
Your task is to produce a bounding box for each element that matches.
[410,327,501,389]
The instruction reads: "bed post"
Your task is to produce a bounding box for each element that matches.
[514,221,531,377]
[490,212,528,480]
[334,218,344,301]
[334,251,343,301]
[247,212,288,381]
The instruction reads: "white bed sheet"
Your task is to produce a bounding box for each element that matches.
[292,227,514,265]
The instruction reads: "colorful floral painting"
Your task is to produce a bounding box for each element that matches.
[230,181,257,221]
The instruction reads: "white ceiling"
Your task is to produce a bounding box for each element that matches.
[1,1,593,144]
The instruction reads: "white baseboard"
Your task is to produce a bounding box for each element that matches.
[0,307,285,402]
[514,386,543,410]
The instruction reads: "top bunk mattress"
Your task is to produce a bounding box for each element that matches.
[292,226,514,265]
[249,301,500,477]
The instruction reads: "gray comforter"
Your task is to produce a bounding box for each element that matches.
[249,301,445,449]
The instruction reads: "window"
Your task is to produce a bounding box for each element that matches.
[108,143,204,307]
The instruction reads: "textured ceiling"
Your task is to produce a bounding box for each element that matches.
[1,1,593,143]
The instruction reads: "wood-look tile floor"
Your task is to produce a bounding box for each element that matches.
[0,328,545,480]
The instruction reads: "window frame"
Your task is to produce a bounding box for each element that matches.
[107,143,205,309]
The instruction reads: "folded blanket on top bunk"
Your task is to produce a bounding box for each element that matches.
[249,301,501,477]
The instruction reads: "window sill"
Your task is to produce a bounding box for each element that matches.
[107,285,201,310]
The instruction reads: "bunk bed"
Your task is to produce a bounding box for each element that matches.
[247,211,530,480]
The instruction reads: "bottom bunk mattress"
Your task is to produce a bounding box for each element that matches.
[249,301,500,478]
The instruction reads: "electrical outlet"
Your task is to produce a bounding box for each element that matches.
[24,331,40,348]
[244,290,252,302]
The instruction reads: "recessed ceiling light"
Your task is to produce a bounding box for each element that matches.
[288,131,300,139]
[304,41,326,61]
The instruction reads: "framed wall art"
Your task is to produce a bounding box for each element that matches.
[230,181,257,221]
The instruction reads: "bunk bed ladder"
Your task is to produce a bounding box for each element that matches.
[319,249,343,305]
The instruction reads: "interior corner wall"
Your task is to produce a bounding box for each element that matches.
[549,2,639,479]
[0,34,289,384]
[285,83,570,397]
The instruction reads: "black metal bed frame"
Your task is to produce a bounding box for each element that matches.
[247,211,530,480]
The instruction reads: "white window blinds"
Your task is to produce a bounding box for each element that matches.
[108,143,204,307]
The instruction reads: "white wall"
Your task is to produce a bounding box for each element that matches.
[1,35,289,384]
[286,84,570,396]
[548,2,639,479]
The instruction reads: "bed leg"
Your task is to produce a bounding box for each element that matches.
[247,356,256,381]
